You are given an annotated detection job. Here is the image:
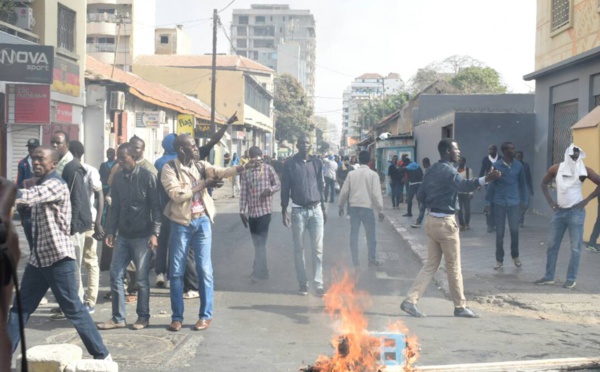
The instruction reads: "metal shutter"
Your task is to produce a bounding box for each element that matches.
[8,125,40,182]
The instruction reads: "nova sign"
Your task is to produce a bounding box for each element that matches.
[0,44,54,84]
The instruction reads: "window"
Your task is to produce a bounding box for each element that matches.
[551,0,571,32]
[237,51,247,57]
[253,26,274,37]
[97,8,116,14]
[254,39,274,48]
[86,37,94,44]
[160,35,169,44]
[255,16,265,24]
[236,39,247,48]
[58,4,77,52]
[238,16,248,25]
[595,95,600,107]
[442,124,453,139]
[98,37,115,44]
[552,100,578,164]
[237,26,247,36]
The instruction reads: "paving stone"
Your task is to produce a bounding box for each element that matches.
[65,359,119,372]
[17,344,82,372]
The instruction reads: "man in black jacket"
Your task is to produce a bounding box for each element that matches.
[97,142,161,331]
[281,134,326,297]
[479,144,502,233]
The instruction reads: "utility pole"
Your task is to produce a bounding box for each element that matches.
[111,14,123,79]
[210,9,218,135]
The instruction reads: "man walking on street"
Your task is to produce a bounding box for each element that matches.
[240,146,281,282]
[9,146,110,359]
[516,151,534,228]
[323,155,338,203]
[99,148,115,197]
[97,142,161,331]
[338,150,384,268]
[388,155,403,209]
[400,139,500,318]
[403,158,423,218]
[161,134,255,332]
[16,138,39,250]
[485,142,529,270]
[480,144,502,233]
[456,157,474,231]
[52,130,74,176]
[281,134,327,297]
[534,144,600,289]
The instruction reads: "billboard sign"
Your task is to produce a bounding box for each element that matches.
[5,84,51,124]
[0,44,54,84]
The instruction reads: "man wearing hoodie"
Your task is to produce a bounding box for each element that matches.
[534,144,600,289]
[403,158,423,218]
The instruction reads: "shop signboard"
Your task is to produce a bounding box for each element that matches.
[0,44,54,84]
[5,84,51,124]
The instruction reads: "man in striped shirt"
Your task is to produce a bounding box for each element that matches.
[239,146,281,282]
[8,146,110,360]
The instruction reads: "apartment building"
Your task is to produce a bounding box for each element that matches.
[0,0,86,180]
[231,4,316,103]
[86,0,155,72]
[342,73,403,147]
[155,25,190,55]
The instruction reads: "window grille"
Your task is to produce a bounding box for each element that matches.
[58,5,76,52]
[552,100,578,164]
[551,0,570,31]
[594,95,600,107]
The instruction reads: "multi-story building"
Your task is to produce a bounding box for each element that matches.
[0,0,86,180]
[86,0,155,72]
[154,25,191,55]
[231,4,316,102]
[524,0,600,228]
[133,54,275,156]
[341,73,403,148]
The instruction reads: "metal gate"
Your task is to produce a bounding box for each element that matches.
[552,100,578,164]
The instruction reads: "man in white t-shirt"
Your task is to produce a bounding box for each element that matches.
[323,155,338,203]
[70,141,105,313]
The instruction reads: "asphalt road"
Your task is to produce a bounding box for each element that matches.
[11,194,600,371]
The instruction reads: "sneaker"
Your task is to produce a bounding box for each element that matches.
[494,262,503,270]
[562,280,576,289]
[400,300,426,318]
[50,306,62,314]
[586,244,600,253]
[156,273,166,288]
[315,287,325,297]
[513,258,522,268]
[454,307,480,318]
[410,223,422,228]
[50,310,66,320]
[183,290,200,299]
[104,354,113,361]
[84,302,95,314]
[39,296,48,306]
[533,278,554,285]
[297,284,308,296]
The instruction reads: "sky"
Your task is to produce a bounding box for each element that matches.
[155,0,537,136]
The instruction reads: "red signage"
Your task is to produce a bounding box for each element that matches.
[5,84,51,124]
[54,103,73,124]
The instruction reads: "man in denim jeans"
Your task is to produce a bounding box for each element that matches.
[97,142,161,331]
[484,142,529,270]
[281,134,327,297]
[338,151,384,268]
[534,144,600,289]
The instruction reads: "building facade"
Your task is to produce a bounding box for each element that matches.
[154,25,190,55]
[0,0,86,181]
[86,0,155,72]
[230,4,316,102]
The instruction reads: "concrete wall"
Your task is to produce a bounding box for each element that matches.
[573,125,600,237]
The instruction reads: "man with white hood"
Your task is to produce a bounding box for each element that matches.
[534,144,600,289]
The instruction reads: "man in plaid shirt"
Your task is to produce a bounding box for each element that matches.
[8,146,110,360]
[239,146,281,282]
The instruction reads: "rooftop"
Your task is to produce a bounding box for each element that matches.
[134,54,274,74]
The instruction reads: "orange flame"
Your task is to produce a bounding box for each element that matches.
[303,270,419,372]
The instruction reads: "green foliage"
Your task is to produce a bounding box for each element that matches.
[0,1,15,23]
[449,66,507,94]
[315,127,330,153]
[274,74,314,144]
[355,92,409,132]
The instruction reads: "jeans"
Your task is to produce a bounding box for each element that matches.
[155,214,171,275]
[486,202,496,229]
[291,206,324,288]
[183,247,199,292]
[20,213,33,251]
[543,208,585,282]
[588,201,600,245]
[406,216,466,308]
[109,236,152,323]
[391,182,403,207]
[82,229,99,307]
[324,177,336,202]
[169,216,213,322]
[457,194,471,226]
[249,214,272,279]
[406,183,420,215]
[8,259,109,359]
[494,204,521,262]
[349,207,377,266]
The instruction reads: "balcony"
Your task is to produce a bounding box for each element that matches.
[87,16,132,36]
[87,21,117,35]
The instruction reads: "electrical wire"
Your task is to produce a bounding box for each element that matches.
[218,0,237,13]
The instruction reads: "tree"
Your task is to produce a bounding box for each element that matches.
[315,127,330,153]
[355,92,409,133]
[449,66,507,94]
[274,74,314,143]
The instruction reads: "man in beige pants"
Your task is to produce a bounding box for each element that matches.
[400,139,500,318]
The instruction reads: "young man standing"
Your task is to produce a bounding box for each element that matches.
[412,157,431,228]
[456,157,474,231]
[480,144,502,233]
[9,146,110,359]
[534,145,600,289]
[485,142,529,270]
[239,146,281,282]
[388,155,402,209]
[338,151,384,268]
[99,148,116,197]
[400,139,500,318]
[403,158,423,218]
[97,142,161,330]
[281,134,327,297]
[322,155,338,203]
[515,151,534,228]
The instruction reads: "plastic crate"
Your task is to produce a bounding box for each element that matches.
[370,332,406,366]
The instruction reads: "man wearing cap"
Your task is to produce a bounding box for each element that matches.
[16,138,40,250]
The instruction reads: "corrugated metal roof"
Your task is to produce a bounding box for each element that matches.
[133,54,274,74]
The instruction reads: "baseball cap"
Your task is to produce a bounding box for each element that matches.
[26,138,40,148]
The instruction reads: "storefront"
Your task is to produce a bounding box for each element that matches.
[375,135,415,174]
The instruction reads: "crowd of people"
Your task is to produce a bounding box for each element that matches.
[2,125,600,363]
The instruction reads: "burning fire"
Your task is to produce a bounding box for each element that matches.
[301,270,419,372]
